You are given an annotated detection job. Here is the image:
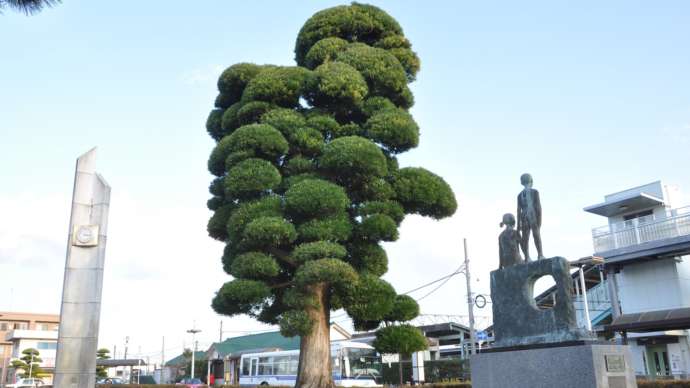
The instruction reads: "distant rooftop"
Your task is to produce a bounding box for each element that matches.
[584,181,665,218]
[209,331,300,359]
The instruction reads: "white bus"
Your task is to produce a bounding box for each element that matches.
[238,341,382,387]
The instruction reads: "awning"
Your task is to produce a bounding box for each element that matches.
[97,359,147,367]
[607,307,690,332]
[584,192,664,217]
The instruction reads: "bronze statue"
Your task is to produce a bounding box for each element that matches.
[517,173,544,260]
[498,213,523,269]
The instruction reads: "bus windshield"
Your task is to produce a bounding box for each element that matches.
[343,347,381,380]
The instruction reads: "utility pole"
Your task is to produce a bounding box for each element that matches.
[124,336,129,360]
[187,325,201,379]
[219,321,223,342]
[113,345,117,359]
[464,238,477,356]
[161,336,165,371]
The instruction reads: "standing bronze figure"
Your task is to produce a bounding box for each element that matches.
[498,213,523,269]
[517,173,544,260]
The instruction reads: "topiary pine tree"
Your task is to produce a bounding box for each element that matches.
[11,348,43,378]
[205,4,456,388]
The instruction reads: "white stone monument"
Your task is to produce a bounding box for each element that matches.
[54,148,110,388]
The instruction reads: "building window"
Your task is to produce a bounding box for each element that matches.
[0,322,7,331]
[37,342,57,350]
[13,322,28,330]
[623,209,654,222]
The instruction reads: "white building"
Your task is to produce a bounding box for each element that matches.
[585,181,690,379]
[4,330,58,385]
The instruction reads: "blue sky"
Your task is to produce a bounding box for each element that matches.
[1,1,689,361]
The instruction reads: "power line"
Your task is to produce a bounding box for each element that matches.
[414,266,462,301]
[402,265,465,295]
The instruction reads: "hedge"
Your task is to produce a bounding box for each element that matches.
[94,379,690,388]
[638,381,690,388]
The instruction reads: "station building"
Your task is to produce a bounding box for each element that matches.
[585,181,690,378]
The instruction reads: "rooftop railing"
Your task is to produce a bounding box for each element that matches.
[592,206,690,253]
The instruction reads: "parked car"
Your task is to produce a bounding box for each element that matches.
[96,377,126,385]
[175,377,203,388]
[6,378,44,388]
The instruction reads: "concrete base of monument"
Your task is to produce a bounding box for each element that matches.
[470,341,638,388]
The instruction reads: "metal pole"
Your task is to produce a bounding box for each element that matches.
[207,359,211,386]
[578,266,592,331]
[187,326,201,379]
[124,336,129,360]
[161,336,165,374]
[464,239,477,356]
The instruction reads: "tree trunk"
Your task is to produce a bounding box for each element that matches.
[398,358,403,386]
[296,283,335,388]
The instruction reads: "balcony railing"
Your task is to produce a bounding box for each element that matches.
[592,206,690,253]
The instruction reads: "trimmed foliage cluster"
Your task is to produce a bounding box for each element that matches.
[206,3,457,338]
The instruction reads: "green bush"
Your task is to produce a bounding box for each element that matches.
[637,380,690,388]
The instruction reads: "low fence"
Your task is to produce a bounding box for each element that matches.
[380,359,469,385]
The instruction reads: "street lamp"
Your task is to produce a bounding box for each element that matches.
[186,326,201,380]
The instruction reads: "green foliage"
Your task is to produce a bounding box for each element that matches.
[295,3,402,66]
[292,241,347,264]
[225,123,289,162]
[284,156,315,175]
[285,179,350,220]
[393,167,458,219]
[295,258,358,288]
[365,108,419,153]
[279,310,313,337]
[348,242,388,276]
[241,216,297,249]
[637,381,690,388]
[336,43,409,105]
[261,108,307,138]
[288,127,324,156]
[207,6,457,374]
[227,195,283,241]
[221,102,242,134]
[304,37,349,69]
[11,348,43,378]
[207,204,235,241]
[386,295,419,322]
[230,252,280,279]
[225,158,281,199]
[357,214,398,242]
[96,348,110,378]
[243,66,312,108]
[342,274,396,321]
[307,61,368,109]
[212,279,271,316]
[206,109,225,141]
[360,96,396,117]
[237,101,277,126]
[296,213,352,242]
[358,201,405,224]
[320,136,387,179]
[306,114,340,137]
[373,324,428,356]
[218,63,263,103]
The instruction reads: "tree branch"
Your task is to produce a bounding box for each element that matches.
[268,247,297,267]
[270,281,294,289]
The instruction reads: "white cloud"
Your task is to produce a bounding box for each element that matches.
[181,64,225,86]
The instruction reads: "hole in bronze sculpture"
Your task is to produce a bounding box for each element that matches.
[530,274,556,310]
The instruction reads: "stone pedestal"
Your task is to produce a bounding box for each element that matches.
[471,342,637,388]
